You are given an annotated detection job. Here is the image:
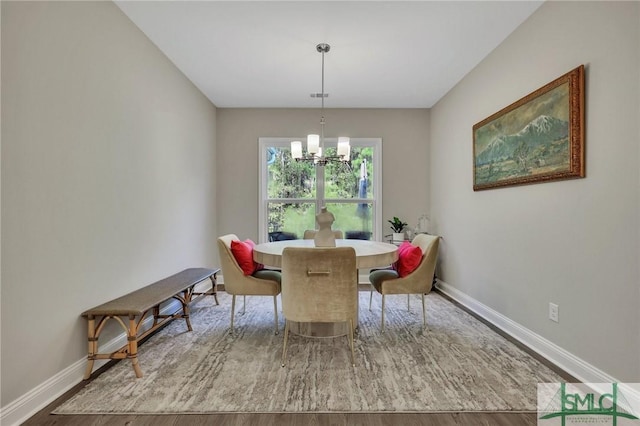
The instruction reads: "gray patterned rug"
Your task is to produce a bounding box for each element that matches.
[54,291,562,414]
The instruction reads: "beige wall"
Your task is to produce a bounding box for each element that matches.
[431,1,639,381]
[1,1,217,405]
[216,108,430,243]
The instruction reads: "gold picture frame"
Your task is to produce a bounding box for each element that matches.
[473,65,585,191]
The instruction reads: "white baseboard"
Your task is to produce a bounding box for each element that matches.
[435,279,623,384]
[1,335,132,426]
[0,298,188,426]
[0,356,88,426]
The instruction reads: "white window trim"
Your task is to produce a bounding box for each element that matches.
[258,137,382,243]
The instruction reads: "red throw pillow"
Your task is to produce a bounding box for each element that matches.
[394,241,422,277]
[230,239,264,275]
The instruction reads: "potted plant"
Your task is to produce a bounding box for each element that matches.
[388,216,408,242]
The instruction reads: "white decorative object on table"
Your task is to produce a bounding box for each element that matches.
[417,214,430,234]
[314,206,336,247]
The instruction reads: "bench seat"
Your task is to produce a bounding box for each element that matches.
[82,267,219,379]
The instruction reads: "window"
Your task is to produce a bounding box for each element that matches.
[259,137,382,243]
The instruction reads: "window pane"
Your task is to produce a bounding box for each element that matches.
[267,201,315,239]
[324,202,373,240]
[266,147,316,199]
[260,138,380,243]
[324,147,374,199]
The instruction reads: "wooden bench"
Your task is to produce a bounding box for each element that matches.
[82,267,220,379]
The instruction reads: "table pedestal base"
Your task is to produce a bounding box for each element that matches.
[288,321,352,338]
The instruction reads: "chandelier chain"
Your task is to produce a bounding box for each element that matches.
[320,45,325,151]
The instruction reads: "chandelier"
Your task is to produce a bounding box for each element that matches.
[290,43,351,166]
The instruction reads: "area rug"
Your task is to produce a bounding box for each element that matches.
[54,291,562,414]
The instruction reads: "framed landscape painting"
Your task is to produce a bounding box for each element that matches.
[473,65,585,191]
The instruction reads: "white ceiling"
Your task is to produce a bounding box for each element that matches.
[115,1,543,108]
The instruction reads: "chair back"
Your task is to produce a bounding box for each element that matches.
[408,233,440,291]
[268,231,297,242]
[281,247,357,323]
[345,231,372,240]
[217,234,246,294]
[302,230,343,239]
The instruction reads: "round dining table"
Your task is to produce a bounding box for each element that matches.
[253,239,398,337]
[253,238,398,269]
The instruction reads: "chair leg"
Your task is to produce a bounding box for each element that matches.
[230,294,236,334]
[381,294,386,333]
[242,295,246,314]
[281,320,290,367]
[407,294,411,311]
[369,290,373,311]
[421,293,426,331]
[348,318,355,367]
[273,296,279,335]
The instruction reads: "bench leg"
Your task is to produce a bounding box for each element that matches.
[172,289,194,332]
[181,289,193,332]
[183,307,193,332]
[152,305,160,327]
[128,316,143,378]
[84,317,97,380]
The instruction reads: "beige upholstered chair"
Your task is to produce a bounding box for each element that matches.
[368,234,440,333]
[217,234,281,334]
[280,247,357,367]
[302,229,343,239]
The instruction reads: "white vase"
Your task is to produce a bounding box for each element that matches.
[392,232,405,242]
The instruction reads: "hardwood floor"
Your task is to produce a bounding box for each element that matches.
[21,289,571,426]
[23,412,538,426]
[25,386,538,426]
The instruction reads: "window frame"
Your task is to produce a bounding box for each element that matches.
[258,137,382,243]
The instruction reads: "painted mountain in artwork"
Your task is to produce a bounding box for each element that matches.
[476,115,568,165]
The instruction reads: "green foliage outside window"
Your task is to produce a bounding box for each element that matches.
[267,146,374,238]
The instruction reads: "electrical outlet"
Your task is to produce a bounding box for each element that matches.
[549,302,559,323]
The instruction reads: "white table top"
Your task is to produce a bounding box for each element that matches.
[253,239,398,269]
